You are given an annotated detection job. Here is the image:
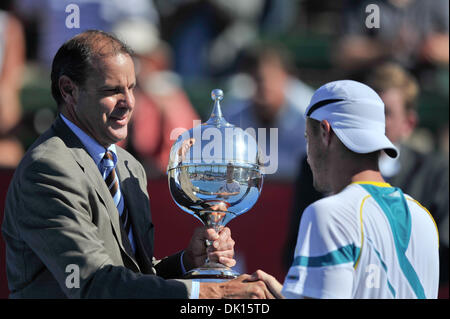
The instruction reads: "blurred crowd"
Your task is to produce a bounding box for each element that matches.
[0,0,448,292]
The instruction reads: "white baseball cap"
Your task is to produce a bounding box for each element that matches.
[305,80,399,158]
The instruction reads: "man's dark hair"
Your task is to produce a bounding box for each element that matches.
[237,42,297,77]
[50,30,133,107]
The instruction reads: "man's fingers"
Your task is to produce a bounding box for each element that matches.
[209,238,235,251]
[205,228,220,241]
[218,256,236,268]
[218,226,231,239]
[195,226,236,267]
[251,270,284,299]
[249,280,274,299]
[207,255,236,268]
[205,226,231,242]
[264,286,276,299]
[208,227,234,251]
[207,249,236,267]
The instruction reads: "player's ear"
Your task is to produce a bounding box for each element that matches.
[320,120,332,146]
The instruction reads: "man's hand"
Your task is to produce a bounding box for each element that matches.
[183,226,236,270]
[199,274,275,299]
[249,270,285,299]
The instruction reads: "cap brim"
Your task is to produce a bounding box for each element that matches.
[332,127,399,159]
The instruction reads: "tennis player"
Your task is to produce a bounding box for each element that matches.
[252,80,439,299]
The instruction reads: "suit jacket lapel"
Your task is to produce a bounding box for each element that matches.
[52,115,140,272]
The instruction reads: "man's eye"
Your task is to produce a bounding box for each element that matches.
[104,88,120,94]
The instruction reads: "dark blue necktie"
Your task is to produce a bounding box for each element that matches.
[101,150,135,255]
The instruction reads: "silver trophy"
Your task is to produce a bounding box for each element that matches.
[167,89,264,281]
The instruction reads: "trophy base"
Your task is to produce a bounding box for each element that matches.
[183,262,239,282]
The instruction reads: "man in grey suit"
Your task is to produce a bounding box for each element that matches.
[1,30,273,299]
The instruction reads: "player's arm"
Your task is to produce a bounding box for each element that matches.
[282,202,358,299]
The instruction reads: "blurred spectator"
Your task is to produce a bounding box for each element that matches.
[259,0,300,35]
[439,123,449,159]
[285,63,449,296]
[0,8,25,167]
[113,19,200,178]
[223,44,314,182]
[367,63,449,289]
[335,0,449,87]
[15,0,159,68]
[156,0,265,79]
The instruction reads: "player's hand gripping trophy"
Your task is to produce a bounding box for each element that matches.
[167,89,264,281]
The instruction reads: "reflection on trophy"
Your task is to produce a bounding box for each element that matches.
[167,89,264,281]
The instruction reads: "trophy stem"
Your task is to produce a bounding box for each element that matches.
[199,209,227,260]
[183,209,239,282]
[204,215,223,264]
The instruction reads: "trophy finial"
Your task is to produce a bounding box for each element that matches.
[207,88,229,126]
[211,89,224,101]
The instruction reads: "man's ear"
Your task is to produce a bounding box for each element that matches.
[404,110,418,139]
[320,120,333,146]
[58,75,79,108]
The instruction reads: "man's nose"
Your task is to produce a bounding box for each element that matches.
[119,89,135,109]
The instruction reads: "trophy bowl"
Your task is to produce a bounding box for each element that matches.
[167,89,264,281]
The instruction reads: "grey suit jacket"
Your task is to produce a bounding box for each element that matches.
[1,115,192,298]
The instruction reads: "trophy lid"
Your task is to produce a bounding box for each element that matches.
[167,89,263,171]
[167,89,264,223]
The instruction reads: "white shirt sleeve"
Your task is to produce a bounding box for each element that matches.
[180,250,200,299]
[190,281,200,299]
[282,200,360,299]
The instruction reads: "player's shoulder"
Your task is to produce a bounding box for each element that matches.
[403,193,440,247]
[404,194,438,226]
[304,184,365,222]
[306,184,367,212]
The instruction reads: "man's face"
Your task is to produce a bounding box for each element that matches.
[305,119,329,193]
[75,53,136,147]
[252,57,287,121]
[380,88,413,144]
